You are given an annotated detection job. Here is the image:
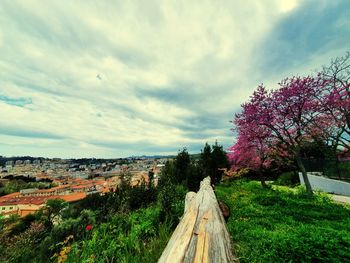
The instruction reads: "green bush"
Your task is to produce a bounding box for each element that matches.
[158,182,186,224]
[324,160,350,181]
[0,215,4,231]
[128,182,157,210]
[64,179,158,220]
[275,171,300,186]
[2,222,47,263]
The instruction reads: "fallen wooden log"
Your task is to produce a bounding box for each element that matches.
[158,177,238,263]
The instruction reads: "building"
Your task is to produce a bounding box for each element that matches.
[0,192,86,218]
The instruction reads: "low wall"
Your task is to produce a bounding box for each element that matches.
[299,172,350,196]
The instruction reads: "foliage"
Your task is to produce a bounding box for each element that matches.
[158,149,192,187]
[44,198,69,226]
[186,162,204,191]
[228,53,350,192]
[200,143,212,177]
[0,215,4,231]
[63,175,157,221]
[1,222,47,263]
[174,148,191,184]
[65,206,173,263]
[318,52,350,151]
[128,181,158,210]
[158,160,175,187]
[9,213,36,236]
[231,168,251,178]
[274,171,300,187]
[159,143,229,192]
[200,142,230,185]
[0,180,56,197]
[216,180,350,263]
[323,160,350,181]
[230,77,329,193]
[0,176,165,263]
[158,182,186,224]
[229,54,350,193]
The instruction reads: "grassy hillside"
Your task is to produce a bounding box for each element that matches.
[0,180,186,263]
[216,180,350,263]
[65,206,173,263]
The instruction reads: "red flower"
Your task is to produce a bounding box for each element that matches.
[85,225,92,231]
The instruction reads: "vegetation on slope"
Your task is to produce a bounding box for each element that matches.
[3,140,349,263]
[216,180,350,263]
[0,177,186,263]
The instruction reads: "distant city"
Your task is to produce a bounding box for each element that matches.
[0,156,171,218]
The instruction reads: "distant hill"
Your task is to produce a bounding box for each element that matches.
[190,153,201,160]
[127,155,176,159]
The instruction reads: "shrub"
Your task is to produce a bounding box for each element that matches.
[158,182,186,224]
[0,215,4,231]
[65,206,172,263]
[275,171,300,186]
[128,182,157,210]
[9,213,36,236]
[3,222,46,263]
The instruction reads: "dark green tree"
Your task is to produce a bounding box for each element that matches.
[186,162,204,191]
[211,141,230,184]
[174,148,191,184]
[200,143,212,177]
[158,160,176,187]
[44,199,68,227]
[199,142,229,184]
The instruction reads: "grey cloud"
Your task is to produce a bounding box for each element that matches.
[89,139,204,154]
[134,83,201,106]
[0,95,32,107]
[256,0,350,76]
[1,1,150,73]
[0,126,65,140]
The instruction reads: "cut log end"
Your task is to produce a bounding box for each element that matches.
[218,201,231,222]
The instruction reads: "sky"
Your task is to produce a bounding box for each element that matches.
[0,0,349,158]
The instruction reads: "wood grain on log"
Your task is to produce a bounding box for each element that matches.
[158,177,238,263]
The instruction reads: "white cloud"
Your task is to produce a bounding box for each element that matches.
[279,0,299,13]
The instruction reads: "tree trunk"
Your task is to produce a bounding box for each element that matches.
[296,156,313,195]
[259,166,268,188]
[335,157,342,180]
[259,173,268,188]
[260,179,268,188]
[158,177,237,263]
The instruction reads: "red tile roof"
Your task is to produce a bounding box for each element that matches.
[0,196,48,206]
[0,192,87,206]
[59,192,86,202]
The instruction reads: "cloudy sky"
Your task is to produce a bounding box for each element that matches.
[0,0,349,158]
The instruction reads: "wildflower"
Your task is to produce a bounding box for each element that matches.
[85,225,92,231]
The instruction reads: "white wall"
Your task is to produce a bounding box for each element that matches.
[0,204,18,214]
[299,172,350,196]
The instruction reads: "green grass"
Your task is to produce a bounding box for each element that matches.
[65,206,173,263]
[216,180,350,263]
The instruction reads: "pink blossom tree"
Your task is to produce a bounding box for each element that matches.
[231,77,329,194]
[317,52,350,151]
[229,90,274,187]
